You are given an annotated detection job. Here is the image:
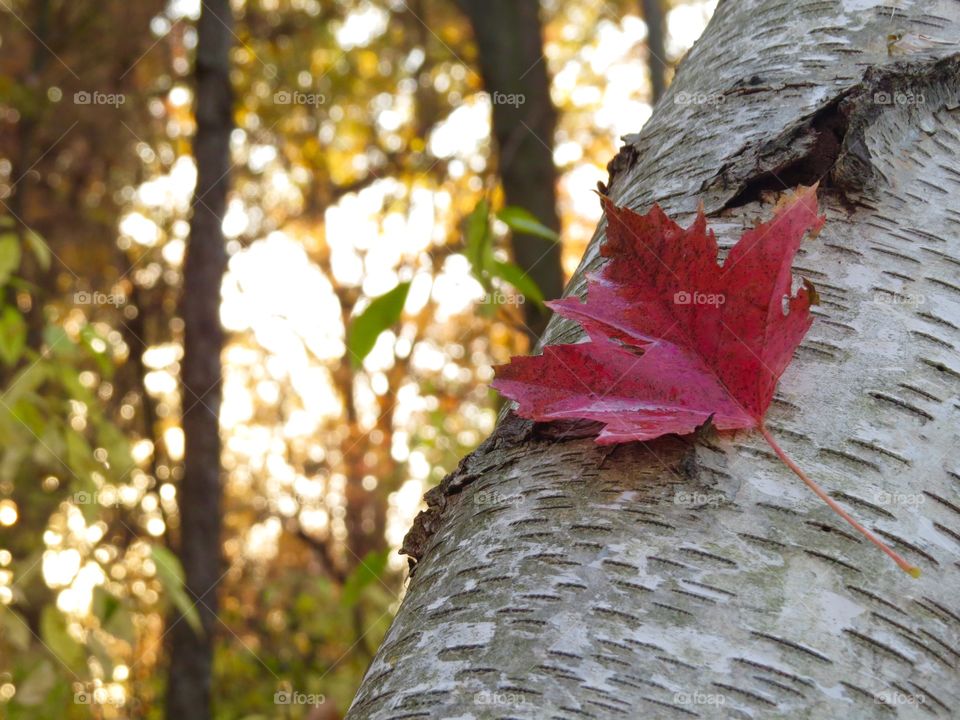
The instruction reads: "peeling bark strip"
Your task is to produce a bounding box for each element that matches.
[832,54,960,195]
[351,1,960,718]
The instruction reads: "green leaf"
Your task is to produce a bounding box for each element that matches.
[10,398,45,436]
[464,199,492,273]
[341,549,389,608]
[105,607,136,644]
[490,259,545,308]
[1,606,32,651]
[0,361,47,407]
[79,324,113,376]
[42,325,74,358]
[64,430,93,476]
[150,545,204,638]
[0,306,27,365]
[24,229,51,271]
[40,605,85,670]
[14,660,56,706]
[92,586,120,624]
[0,232,20,285]
[496,206,560,242]
[87,632,115,675]
[346,282,411,368]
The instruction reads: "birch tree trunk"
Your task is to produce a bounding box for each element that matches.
[350,1,960,717]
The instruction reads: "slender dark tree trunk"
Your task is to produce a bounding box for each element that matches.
[640,0,667,103]
[166,1,232,717]
[455,0,563,342]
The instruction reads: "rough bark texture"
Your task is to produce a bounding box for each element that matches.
[166,0,232,717]
[350,2,960,718]
[456,0,564,341]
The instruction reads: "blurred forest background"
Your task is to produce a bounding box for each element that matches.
[0,0,715,717]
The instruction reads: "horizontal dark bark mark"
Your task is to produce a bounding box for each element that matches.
[843,628,916,665]
[750,631,833,664]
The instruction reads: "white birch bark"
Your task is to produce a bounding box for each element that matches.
[349,1,960,717]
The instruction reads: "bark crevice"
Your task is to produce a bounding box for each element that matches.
[713,53,960,210]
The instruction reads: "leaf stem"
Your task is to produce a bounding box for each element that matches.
[758,424,920,578]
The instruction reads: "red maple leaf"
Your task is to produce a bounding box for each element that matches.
[494,186,919,576]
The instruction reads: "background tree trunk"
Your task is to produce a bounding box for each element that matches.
[166,0,232,717]
[349,1,960,718]
[640,0,667,103]
[456,0,563,342]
